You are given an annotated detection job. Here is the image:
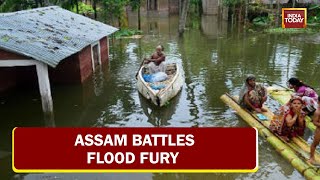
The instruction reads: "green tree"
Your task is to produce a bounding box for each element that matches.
[102,0,128,28]
[222,0,241,6]
[0,0,36,12]
[222,0,246,25]
[189,0,201,15]
[61,0,79,14]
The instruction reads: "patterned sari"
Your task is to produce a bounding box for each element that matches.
[239,82,266,110]
[270,108,306,138]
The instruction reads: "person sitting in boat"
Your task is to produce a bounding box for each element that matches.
[277,96,306,142]
[239,74,267,113]
[287,77,318,115]
[308,96,320,165]
[144,45,166,74]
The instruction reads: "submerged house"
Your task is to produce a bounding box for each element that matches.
[0,6,118,115]
[140,0,179,14]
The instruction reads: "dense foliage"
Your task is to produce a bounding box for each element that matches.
[114,28,142,38]
[308,5,320,24]
[265,28,316,34]
[0,0,319,32]
[222,0,243,6]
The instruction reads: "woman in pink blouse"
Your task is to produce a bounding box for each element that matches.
[288,77,318,115]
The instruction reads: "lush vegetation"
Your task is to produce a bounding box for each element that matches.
[71,2,94,15]
[265,28,316,34]
[220,0,320,31]
[0,0,139,28]
[308,5,320,25]
[0,0,319,34]
[114,28,143,39]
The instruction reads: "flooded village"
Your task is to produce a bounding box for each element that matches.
[1,0,320,179]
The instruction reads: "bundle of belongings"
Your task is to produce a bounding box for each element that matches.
[143,72,168,90]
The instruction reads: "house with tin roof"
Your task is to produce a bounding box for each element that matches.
[0,6,118,116]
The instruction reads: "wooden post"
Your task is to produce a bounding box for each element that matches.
[0,59,55,125]
[35,62,54,122]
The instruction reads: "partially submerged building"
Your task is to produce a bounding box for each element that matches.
[139,0,179,14]
[0,6,118,115]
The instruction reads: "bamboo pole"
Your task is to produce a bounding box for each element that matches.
[220,94,320,179]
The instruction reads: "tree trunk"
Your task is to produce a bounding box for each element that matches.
[93,0,97,19]
[178,0,189,36]
[38,0,43,7]
[293,0,295,8]
[35,0,40,7]
[276,0,280,27]
[138,5,141,30]
[238,5,242,26]
[120,8,128,29]
[76,0,79,14]
[232,4,235,26]
[117,7,128,29]
[244,0,248,26]
[43,0,49,6]
[111,12,115,27]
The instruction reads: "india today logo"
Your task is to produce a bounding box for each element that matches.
[282,8,307,28]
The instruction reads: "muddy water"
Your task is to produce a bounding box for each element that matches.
[2,14,320,179]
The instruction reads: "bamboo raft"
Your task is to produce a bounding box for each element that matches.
[220,93,320,179]
[267,86,316,132]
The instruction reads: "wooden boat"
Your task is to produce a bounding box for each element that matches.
[267,86,316,132]
[220,93,320,179]
[137,63,184,107]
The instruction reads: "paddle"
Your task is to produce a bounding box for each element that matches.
[266,80,292,91]
[135,58,146,79]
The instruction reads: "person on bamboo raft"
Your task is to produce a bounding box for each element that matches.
[273,96,306,142]
[239,74,267,113]
[287,77,318,115]
[308,96,320,165]
[144,45,166,74]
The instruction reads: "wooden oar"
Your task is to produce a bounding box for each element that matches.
[266,80,292,91]
[135,58,146,79]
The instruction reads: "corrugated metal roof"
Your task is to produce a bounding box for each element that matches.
[0,6,118,67]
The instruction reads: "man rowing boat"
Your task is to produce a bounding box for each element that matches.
[144,45,166,74]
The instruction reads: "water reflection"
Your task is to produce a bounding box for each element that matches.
[139,91,181,127]
[127,13,179,36]
[200,15,228,39]
[3,13,320,179]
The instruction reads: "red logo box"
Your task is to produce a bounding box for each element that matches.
[282,8,307,28]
